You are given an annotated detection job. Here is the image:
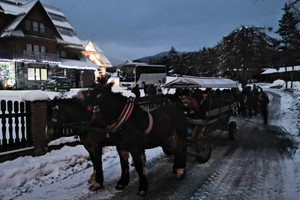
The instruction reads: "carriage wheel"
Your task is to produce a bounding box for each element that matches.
[228,121,237,140]
[195,136,211,163]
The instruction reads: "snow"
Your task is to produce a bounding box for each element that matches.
[21,91,49,101]
[0,76,299,200]
[262,66,300,74]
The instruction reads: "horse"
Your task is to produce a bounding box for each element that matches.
[45,97,132,192]
[87,84,187,196]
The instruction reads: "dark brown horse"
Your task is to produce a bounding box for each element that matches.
[87,84,187,196]
[45,97,131,191]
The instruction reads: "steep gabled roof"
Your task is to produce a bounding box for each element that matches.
[0,0,83,49]
[0,0,37,37]
[81,40,113,68]
[43,4,83,47]
[0,0,35,15]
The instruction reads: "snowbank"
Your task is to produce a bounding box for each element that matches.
[22,91,49,101]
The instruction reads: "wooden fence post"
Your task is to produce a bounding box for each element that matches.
[27,100,48,156]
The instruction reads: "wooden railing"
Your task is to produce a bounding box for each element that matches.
[0,100,32,152]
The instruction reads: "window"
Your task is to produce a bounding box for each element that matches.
[26,44,32,52]
[33,21,38,32]
[28,68,48,81]
[35,68,40,80]
[40,23,45,33]
[33,45,39,52]
[28,68,35,80]
[25,20,31,30]
[60,51,67,58]
[41,46,46,53]
[41,69,47,80]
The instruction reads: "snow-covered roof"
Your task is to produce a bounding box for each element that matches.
[0,0,36,15]
[261,66,300,75]
[81,40,113,68]
[165,76,238,88]
[0,0,83,47]
[59,57,99,71]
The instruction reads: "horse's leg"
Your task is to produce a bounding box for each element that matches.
[173,142,187,178]
[115,147,130,190]
[131,151,146,167]
[87,150,96,184]
[168,134,187,178]
[131,152,148,197]
[89,146,104,191]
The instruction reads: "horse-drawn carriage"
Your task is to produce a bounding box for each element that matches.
[162,76,239,162]
[45,75,239,197]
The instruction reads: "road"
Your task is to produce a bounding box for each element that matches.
[102,91,300,200]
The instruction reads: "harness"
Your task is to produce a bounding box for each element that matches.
[91,98,154,137]
[106,98,135,133]
[145,111,153,135]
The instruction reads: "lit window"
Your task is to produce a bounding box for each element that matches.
[33,21,38,32]
[26,44,32,52]
[41,69,48,80]
[40,23,45,33]
[35,68,40,80]
[28,68,35,80]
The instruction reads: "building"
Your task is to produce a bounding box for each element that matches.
[0,0,98,89]
[81,40,113,78]
[261,66,300,82]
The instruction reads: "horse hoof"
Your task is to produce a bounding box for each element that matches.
[115,184,126,190]
[137,190,147,197]
[88,182,103,191]
[177,168,185,178]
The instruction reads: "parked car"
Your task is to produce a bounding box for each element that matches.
[41,76,71,91]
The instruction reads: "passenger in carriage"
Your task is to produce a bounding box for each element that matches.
[212,89,223,108]
[179,89,200,118]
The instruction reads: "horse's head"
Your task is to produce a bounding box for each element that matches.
[45,98,90,140]
[94,88,128,126]
[77,78,114,105]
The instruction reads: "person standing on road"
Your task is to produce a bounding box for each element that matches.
[131,84,140,98]
[258,89,269,124]
[252,85,260,116]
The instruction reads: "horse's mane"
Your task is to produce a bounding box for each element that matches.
[51,96,87,112]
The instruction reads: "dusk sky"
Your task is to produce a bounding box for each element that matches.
[41,0,288,61]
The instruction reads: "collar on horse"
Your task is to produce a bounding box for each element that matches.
[106,98,135,133]
[105,97,154,136]
[145,112,153,135]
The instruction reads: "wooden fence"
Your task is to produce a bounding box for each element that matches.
[0,100,32,152]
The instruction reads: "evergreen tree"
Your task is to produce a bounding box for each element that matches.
[276,2,300,88]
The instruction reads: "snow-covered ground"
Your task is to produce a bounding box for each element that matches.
[0,77,299,200]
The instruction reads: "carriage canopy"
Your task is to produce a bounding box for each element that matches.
[164,76,238,89]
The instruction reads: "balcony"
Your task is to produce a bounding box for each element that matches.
[17,50,60,62]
